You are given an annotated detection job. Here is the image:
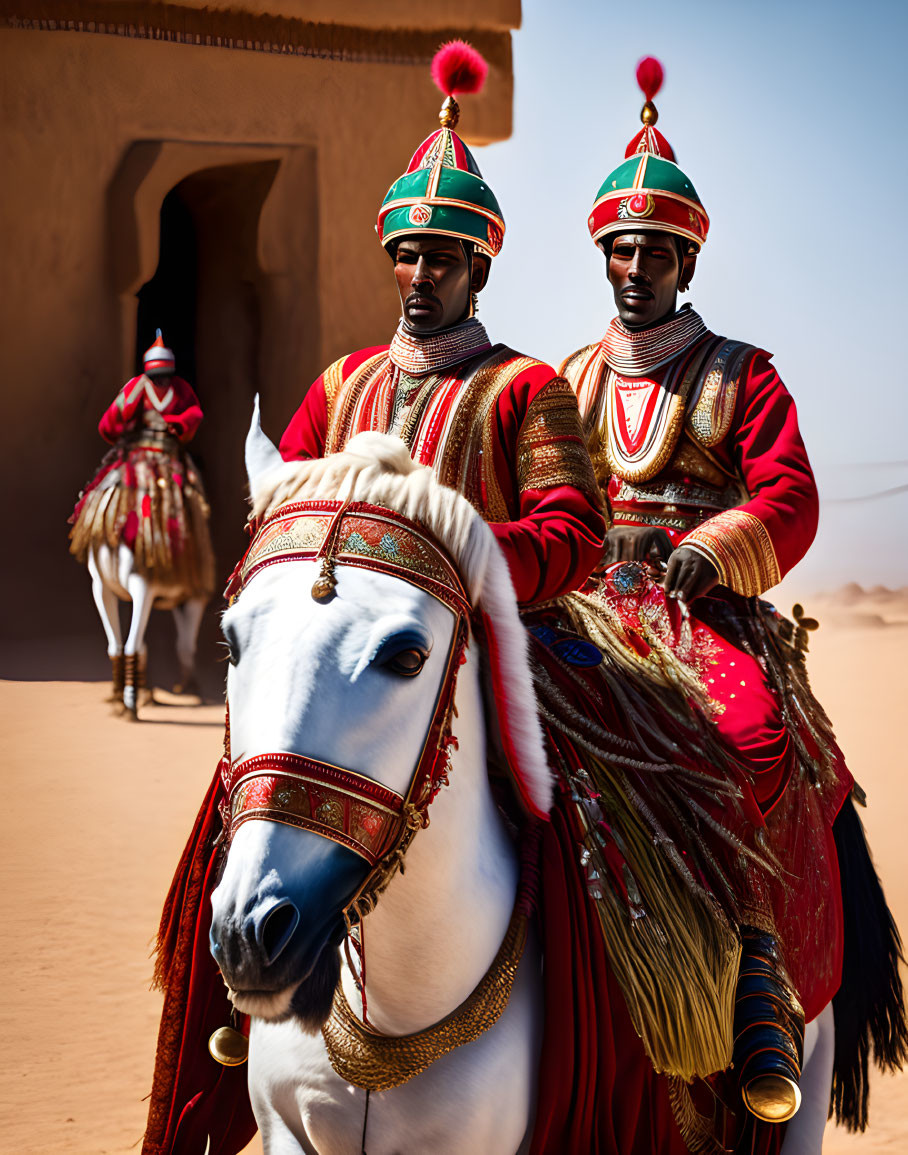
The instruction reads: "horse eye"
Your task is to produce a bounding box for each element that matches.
[222,631,239,666]
[386,648,427,677]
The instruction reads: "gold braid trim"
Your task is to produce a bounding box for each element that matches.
[558,343,601,420]
[324,353,389,454]
[516,377,602,506]
[684,509,781,597]
[686,340,754,449]
[435,350,535,522]
[479,358,535,522]
[321,355,348,411]
[322,902,528,1091]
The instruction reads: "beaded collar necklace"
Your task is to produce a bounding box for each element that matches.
[601,305,707,377]
[389,317,491,377]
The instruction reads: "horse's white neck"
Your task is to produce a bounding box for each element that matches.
[343,645,519,1036]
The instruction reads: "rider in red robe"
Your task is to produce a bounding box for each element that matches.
[69,331,214,700]
[562,56,906,1134]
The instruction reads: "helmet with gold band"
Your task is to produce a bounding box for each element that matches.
[377,41,505,260]
[588,57,709,253]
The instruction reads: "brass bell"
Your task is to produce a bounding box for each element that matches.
[208,1025,249,1066]
[311,557,338,603]
[743,1073,802,1122]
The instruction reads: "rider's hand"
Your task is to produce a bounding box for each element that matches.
[661,546,719,603]
[595,526,674,576]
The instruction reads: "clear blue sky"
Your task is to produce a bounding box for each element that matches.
[475,0,908,587]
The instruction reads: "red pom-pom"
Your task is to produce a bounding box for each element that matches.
[431,40,488,97]
[635,56,664,102]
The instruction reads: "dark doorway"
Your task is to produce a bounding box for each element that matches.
[135,188,198,383]
[132,160,281,692]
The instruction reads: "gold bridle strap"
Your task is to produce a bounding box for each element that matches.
[321,872,531,1091]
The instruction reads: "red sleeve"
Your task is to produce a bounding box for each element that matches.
[682,355,819,595]
[279,347,388,462]
[98,377,144,442]
[279,374,330,460]
[489,365,607,605]
[164,378,204,444]
[731,356,818,576]
[491,485,607,604]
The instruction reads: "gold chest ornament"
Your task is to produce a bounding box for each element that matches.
[604,338,756,483]
[570,337,758,488]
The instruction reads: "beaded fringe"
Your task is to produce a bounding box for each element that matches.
[70,445,214,600]
[581,752,742,1081]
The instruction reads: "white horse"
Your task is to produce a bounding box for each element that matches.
[87,544,206,718]
[211,423,550,1153]
[209,414,835,1154]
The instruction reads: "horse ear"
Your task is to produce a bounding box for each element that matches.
[245,394,283,501]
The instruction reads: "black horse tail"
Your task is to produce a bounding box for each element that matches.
[830,793,908,1130]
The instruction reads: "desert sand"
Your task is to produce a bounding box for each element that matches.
[1,588,906,1153]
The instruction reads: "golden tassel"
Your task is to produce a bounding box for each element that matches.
[580,761,741,1081]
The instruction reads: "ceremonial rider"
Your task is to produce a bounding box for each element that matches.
[279,64,605,608]
[275,46,717,1149]
[561,57,906,1132]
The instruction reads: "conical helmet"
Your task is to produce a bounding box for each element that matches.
[143,329,176,377]
[377,42,505,260]
[588,58,709,252]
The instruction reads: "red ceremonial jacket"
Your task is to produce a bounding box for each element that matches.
[280,344,606,604]
[562,335,818,597]
[99,375,203,445]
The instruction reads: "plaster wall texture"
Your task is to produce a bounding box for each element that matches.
[0,23,514,643]
[164,0,522,29]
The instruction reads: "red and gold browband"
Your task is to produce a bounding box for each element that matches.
[226,500,471,617]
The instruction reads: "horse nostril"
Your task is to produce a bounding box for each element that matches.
[258,900,300,965]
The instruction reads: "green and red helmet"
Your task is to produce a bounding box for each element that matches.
[588,57,709,253]
[376,42,505,261]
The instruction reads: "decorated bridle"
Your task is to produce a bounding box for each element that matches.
[219,499,472,927]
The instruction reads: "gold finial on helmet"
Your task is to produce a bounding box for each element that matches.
[641,100,659,126]
[439,95,460,129]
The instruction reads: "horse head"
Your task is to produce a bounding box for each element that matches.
[209,413,551,1034]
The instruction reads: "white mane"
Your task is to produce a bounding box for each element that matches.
[252,433,553,814]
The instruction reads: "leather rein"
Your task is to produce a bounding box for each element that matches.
[219,499,471,926]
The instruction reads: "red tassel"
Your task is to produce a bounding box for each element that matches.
[635,56,664,102]
[431,40,488,97]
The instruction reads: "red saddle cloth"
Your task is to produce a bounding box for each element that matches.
[145,707,785,1154]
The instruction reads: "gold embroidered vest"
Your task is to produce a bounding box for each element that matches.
[564,335,757,534]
